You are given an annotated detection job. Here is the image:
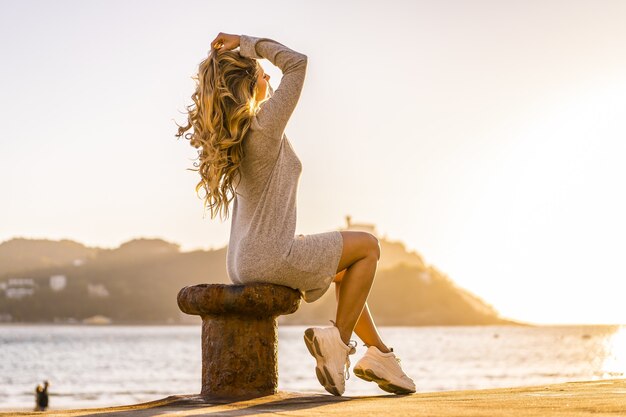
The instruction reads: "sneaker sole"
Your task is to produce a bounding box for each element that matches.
[303,328,342,396]
[353,366,415,395]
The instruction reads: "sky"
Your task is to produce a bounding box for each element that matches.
[1,0,625,325]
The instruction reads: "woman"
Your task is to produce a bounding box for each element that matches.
[176,32,415,396]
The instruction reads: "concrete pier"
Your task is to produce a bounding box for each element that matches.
[8,379,625,416]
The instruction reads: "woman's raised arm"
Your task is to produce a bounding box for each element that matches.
[239,35,308,140]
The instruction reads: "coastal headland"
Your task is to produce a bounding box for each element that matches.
[6,379,625,417]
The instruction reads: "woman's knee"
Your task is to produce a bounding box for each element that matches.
[358,231,380,260]
[367,233,381,260]
[336,231,381,272]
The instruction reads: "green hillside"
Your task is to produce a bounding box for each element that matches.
[0,237,518,325]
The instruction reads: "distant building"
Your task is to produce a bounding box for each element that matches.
[342,215,379,237]
[83,315,112,325]
[417,271,432,284]
[53,317,79,324]
[4,278,35,299]
[87,283,110,298]
[6,287,34,299]
[8,278,34,286]
[50,275,67,291]
[73,258,85,267]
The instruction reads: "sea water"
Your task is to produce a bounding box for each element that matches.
[0,324,624,410]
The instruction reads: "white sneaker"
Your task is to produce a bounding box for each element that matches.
[353,346,416,394]
[303,325,357,396]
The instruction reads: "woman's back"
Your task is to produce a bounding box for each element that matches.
[225,35,343,303]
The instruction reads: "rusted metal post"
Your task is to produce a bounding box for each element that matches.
[177,283,301,399]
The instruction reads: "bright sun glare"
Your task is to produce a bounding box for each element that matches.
[602,326,626,378]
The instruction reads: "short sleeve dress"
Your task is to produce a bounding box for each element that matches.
[225,35,344,303]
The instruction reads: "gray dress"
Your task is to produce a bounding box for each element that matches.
[226,35,344,303]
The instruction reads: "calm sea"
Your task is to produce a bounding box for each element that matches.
[0,324,624,410]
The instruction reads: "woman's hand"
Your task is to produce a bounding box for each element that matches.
[211,32,240,51]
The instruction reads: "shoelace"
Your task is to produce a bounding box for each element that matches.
[330,320,357,380]
[389,347,402,364]
[344,339,358,380]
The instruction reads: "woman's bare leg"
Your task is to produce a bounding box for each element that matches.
[333,231,381,345]
[334,276,391,353]
[306,231,415,395]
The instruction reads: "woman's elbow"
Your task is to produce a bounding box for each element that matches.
[297,53,308,67]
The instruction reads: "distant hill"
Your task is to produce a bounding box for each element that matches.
[0,235,519,325]
[283,245,512,326]
[0,238,99,275]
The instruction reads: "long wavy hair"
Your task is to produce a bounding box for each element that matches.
[175,49,263,220]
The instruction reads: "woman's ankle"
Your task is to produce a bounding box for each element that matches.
[332,323,352,345]
[368,342,391,353]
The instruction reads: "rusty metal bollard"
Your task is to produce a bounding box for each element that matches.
[177,283,301,399]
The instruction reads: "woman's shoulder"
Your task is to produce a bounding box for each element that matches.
[247,114,284,143]
[243,121,283,162]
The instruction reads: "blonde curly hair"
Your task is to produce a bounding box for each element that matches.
[176,49,263,220]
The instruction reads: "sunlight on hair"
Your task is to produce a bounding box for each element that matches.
[175,49,260,221]
[602,326,626,378]
[248,98,257,113]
